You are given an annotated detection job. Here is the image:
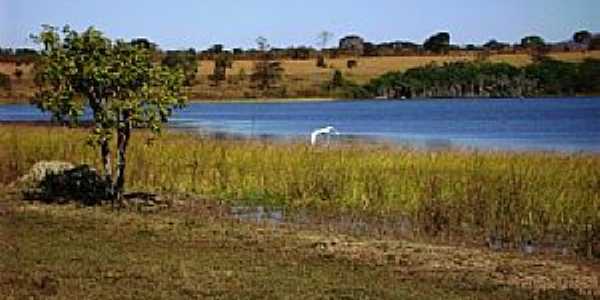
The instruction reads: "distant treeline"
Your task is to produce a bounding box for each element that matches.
[2,30,600,64]
[0,48,39,64]
[360,57,600,99]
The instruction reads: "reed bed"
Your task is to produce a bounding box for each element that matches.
[1,125,599,255]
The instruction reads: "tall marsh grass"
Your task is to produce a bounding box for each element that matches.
[1,125,599,256]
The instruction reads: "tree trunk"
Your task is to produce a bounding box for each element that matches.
[114,113,132,206]
[90,98,114,199]
[100,137,113,197]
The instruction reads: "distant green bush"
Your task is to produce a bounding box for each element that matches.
[576,58,600,94]
[324,70,369,98]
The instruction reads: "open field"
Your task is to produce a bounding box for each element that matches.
[2,192,599,299]
[196,51,600,82]
[2,51,600,101]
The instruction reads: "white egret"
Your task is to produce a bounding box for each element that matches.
[311,126,340,145]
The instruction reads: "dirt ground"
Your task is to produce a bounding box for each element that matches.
[1,190,599,299]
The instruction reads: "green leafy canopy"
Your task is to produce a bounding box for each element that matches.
[32,25,187,142]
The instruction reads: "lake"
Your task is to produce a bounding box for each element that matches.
[1,97,599,152]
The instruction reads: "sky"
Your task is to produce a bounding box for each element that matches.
[1,0,599,50]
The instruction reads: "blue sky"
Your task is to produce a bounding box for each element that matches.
[1,0,599,50]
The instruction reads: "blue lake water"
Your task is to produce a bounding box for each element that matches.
[1,98,600,152]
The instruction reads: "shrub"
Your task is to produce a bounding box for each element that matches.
[0,72,11,90]
[316,56,326,68]
[347,60,358,69]
[24,165,112,206]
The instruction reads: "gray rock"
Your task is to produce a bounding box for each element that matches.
[21,163,111,205]
[17,161,75,187]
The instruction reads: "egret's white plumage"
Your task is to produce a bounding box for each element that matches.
[311,126,340,145]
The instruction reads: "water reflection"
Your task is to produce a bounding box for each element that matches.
[230,206,284,224]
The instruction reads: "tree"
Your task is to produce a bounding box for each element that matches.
[317,30,333,68]
[237,67,247,83]
[130,38,158,51]
[331,69,344,88]
[316,31,334,49]
[423,32,451,54]
[0,72,11,91]
[521,36,545,48]
[316,55,326,68]
[14,68,23,81]
[347,59,358,69]
[251,37,284,91]
[521,36,548,62]
[590,36,600,51]
[524,58,578,95]
[210,53,233,86]
[32,25,187,204]
[573,30,592,44]
[483,39,509,51]
[256,36,268,52]
[577,58,600,93]
[323,69,369,98]
[315,31,333,68]
[161,49,198,86]
[207,44,224,54]
[233,48,243,55]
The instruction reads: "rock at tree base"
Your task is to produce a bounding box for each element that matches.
[17,161,75,187]
[20,162,112,205]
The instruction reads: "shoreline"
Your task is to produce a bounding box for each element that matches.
[188,97,338,103]
[2,95,600,105]
[0,120,95,127]
[2,122,599,156]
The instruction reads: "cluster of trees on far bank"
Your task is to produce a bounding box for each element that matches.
[193,29,600,60]
[2,29,599,65]
[359,57,600,99]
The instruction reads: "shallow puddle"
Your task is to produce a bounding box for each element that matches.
[227,204,580,258]
[230,206,285,224]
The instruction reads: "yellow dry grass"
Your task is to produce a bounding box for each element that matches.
[2,51,600,101]
[0,62,34,79]
[199,51,600,80]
